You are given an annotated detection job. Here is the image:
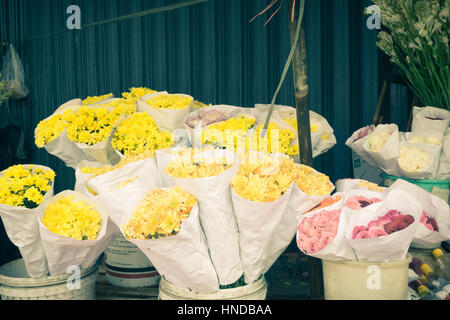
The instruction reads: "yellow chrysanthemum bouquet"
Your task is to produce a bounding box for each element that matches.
[254,104,337,159]
[230,152,334,284]
[161,148,243,286]
[38,190,116,275]
[111,112,173,158]
[34,87,157,168]
[0,164,55,278]
[94,178,220,291]
[137,92,194,132]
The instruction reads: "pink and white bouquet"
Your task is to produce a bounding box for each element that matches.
[345,189,422,262]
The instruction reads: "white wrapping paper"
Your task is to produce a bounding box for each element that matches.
[100,181,220,292]
[162,149,243,285]
[397,142,441,180]
[437,130,450,179]
[262,179,335,273]
[137,92,193,132]
[38,190,118,276]
[86,156,163,196]
[74,160,105,198]
[411,106,450,135]
[385,179,450,245]
[345,125,377,168]
[35,99,88,169]
[0,164,54,278]
[346,189,422,262]
[363,124,400,175]
[231,183,293,285]
[297,200,357,261]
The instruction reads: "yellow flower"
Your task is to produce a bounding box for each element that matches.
[283,117,320,133]
[0,165,55,209]
[294,165,333,196]
[122,186,197,240]
[111,113,173,157]
[202,116,255,149]
[122,87,156,104]
[193,100,212,109]
[63,106,121,146]
[82,93,113,105]
[42,195,102,240]
[165,150,233,178]
[146,94,193,110]
[231,155,296,202]
[35,114,67,148]
[249,123,298,156]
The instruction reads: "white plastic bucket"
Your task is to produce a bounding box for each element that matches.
[0,259,98,300]
[105,235,160,288]
[158,276,267,300]
[322,254,412,300]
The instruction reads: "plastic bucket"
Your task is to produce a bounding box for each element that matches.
[322,254,412,300]
[105,235,160,288]
[158,277,267,300]
[0,259,98,300]
[381,174,450,203]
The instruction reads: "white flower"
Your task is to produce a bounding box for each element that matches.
[398,146,432,173]
[366,130,391,152]
[408,136,443,145]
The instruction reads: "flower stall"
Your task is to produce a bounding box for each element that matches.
[0,0,449,304]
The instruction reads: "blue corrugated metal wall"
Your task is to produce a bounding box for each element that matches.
[0,0,381,192]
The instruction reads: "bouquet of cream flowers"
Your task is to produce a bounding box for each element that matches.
[371,0,449,110]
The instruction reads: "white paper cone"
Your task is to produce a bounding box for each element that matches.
[397,142,441,180]
[137,92,193,132]
[386,179,450,245]
[102,182,219,292]
[231,184,293,285]
[0,164,54,278]
[437,132,450,179]
[297,203,357,261]
[363,124,400,175]
[74,160,105,198]
[262,181,334,273]
[166,149,243,285]
[411,106,450,135]
[346,189,422,262]
[86,157,163,196]
[345,125,377,168]
[38,191,117,275]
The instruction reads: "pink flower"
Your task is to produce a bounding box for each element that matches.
[345,195,383,210]
[297,209,341,254]
[368,226,388,238]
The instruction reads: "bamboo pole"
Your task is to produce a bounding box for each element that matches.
[287,0,323,300]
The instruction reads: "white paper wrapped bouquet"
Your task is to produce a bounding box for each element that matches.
[346,106,450,180]
[0,164,117,279]
[296,178,450,263]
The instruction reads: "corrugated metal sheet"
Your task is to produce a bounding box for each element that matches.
[0,0,382,192]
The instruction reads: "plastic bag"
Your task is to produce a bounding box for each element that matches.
[0,44,29,100]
